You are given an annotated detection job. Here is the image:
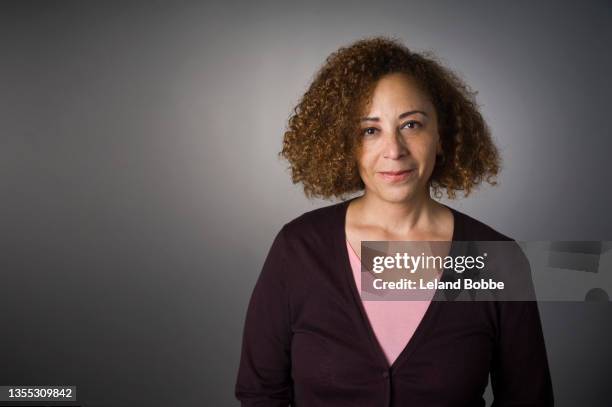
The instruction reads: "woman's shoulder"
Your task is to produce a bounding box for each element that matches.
[279,200,348,244]
[448,206,514,242]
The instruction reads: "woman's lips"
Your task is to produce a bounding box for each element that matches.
[378,169,415,182]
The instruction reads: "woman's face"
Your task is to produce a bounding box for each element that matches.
[357,73,441,204]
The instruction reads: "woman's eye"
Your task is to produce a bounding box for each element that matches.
[402,120,422,130]
[362,127,378,136]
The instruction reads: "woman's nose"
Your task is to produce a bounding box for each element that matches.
[383,129,408,159]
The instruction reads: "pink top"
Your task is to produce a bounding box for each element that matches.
[346,240,434,366]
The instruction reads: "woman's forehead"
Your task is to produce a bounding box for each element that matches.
[361,75,435,118]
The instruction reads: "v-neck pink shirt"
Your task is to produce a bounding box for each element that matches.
[346,240,433,366]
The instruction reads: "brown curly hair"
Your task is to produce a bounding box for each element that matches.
[279,36,500,200]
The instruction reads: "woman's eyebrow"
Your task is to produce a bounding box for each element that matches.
[360,110,428,122]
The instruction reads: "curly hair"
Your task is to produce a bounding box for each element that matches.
[279,36,500,200]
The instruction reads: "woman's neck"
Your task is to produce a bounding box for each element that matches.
[351,190,445,237]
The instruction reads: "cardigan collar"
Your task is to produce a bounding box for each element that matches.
[330,197,472,370]
[329,196,471,372]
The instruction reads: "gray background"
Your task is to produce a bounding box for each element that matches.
[1,1,610,406]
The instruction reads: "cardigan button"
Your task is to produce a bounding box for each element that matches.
[382,371,389,379]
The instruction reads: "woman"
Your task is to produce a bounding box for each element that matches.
[235,37,553,406]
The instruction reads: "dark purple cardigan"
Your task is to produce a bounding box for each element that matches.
[235,198,554,406]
